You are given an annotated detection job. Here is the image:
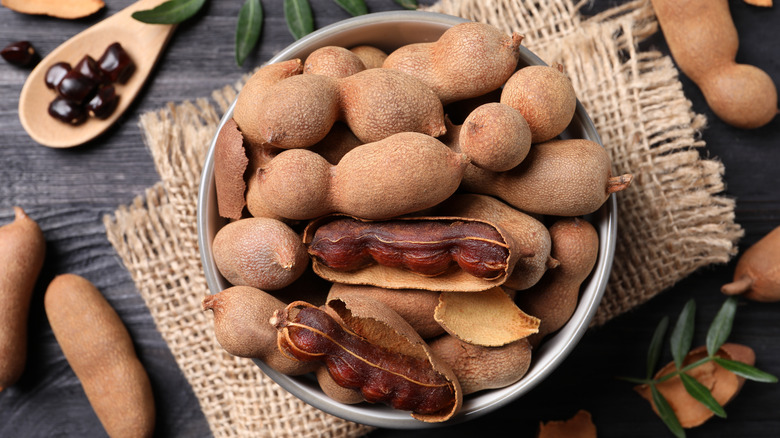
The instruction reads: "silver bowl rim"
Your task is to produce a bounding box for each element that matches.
[197,10,616,429]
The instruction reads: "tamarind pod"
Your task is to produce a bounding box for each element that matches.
[307,216,510,279]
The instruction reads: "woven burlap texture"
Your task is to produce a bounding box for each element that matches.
[103,0,743,436]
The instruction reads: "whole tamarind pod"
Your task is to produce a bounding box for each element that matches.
[721,225,780,302]
[434,194,557,291]
[233,59,304,148]
[271,296,462,422]
[457,102,531,172]
[303,214,531,292]
[0,207,45,392]
[248,132,469,221]
[44,274,155,438]
[255,69,445,149]
[304,45,366,78]
[651,0,777,129]
[515,218,599,348]
[202,286,317,375]
[212,217,309,290]
[461,138,633,217]
[428,334,532,395]
[349,45,388,69]
[383,22,523,105]
[327,283,444,339]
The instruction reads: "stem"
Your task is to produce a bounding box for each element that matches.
[655,356,712,384]
[721,275,753,296]
[607,173,633,194]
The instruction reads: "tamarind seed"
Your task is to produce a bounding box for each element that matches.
[45,62,71,90]
[56,69,97,104]
[86,85,119,119]
[98,42,135,84]
[73,55,107,85]
[1,41,39,67]
[48,97,87,125]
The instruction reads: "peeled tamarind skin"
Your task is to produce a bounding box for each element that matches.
[651,0,778,129]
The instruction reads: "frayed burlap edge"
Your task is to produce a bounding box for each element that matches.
[103,0,743,436]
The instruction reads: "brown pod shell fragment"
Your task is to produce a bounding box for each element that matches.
[2,0,104,19]
[538,409,598,438]
[214,118,249,220]
[327,283,444,339]
[429,334,532,395]
[0,207,45,392]
[233,59,304,148]
[304,214,528,292]
[634,343,755,429]
[271,296,462,422]
[434,287,540,347]
[721,225,780,302]
[434,194,554,291]
[202,286,316,375]
[44,274,155,438]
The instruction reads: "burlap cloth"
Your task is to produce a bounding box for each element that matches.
[102,0,744,436]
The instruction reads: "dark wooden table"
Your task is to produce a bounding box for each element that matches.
[1,1,778,437]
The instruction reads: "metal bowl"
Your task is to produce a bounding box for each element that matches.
[198,10,616,429]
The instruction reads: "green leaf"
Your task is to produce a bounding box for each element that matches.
[670,299,696,369]
[650,385,686,438]
[235,0,263,66]
[679,372,727,418]
[647,316,670,379]
[332,0,367,16]
[713,357,779,383]
[284,0,314,40]
[393,0,418,9]
[132,0,206,24]
[706,297,737,357]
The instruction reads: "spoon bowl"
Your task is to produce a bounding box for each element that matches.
[18,0,175,148]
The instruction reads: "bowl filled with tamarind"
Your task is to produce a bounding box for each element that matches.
[197,10,629,429]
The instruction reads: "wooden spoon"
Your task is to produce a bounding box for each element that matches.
[18,0,175,148]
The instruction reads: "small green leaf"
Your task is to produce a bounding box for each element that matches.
[132,0,206,24]
[332,0,367,16]
[650,385,686,438]
[284,0,314,40]
[679,373,727,418]
[394,0,418,9]
[235,0,263,66]
[647,316,670,379]
[706,297,737,357]
[713,357,779,383]
[670,299,696,369]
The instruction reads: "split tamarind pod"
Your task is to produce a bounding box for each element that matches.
[428,334,532,395]
[383,21,523,105]
[304,214,531,292]
[214,118,249,220]
[515,217,599,348]
[634,343,756,428]
[721,225,780,302]
[650,0,777,129]
[44,274,155,438]
[247,132,468,221]
[434,193,557,291]
[500,64,577,143]
[316,365,365,404]
[233,59,304,148]
[461,138,633,217]
[0,207,45,392]
[271,296,462,422]
[327,283,444,339]
[211,217,309,290]
[201,286,317,375]
[251,68,445,149]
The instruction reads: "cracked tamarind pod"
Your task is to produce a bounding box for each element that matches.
[303,214,532,292]
[271,296,462,422]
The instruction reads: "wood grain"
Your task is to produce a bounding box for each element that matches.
[1,1,778,437]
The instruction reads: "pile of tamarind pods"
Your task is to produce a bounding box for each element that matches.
[203,21,634,422]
